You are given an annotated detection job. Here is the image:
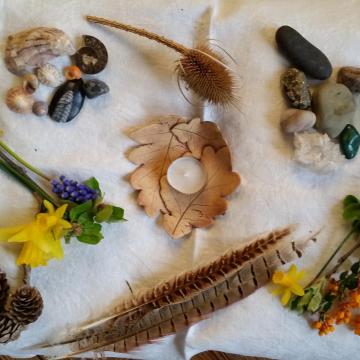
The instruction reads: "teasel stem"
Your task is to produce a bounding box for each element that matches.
[86,16,188,54]
[307,229,356,287]
[0,139,50,181]
[0,151,58,206]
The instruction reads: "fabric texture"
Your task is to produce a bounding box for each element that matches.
[0,0,360,359]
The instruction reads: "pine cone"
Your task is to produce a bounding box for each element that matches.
[0,313,21,343]
[8,286,43,326]
[0,270,9,311]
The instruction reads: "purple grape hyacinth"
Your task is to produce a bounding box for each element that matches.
[51,175,98,203]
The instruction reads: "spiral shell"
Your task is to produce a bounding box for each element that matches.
[36,63,63,87]
[32,101,48,117]
[22,73,39,94]
[5,86,34,113]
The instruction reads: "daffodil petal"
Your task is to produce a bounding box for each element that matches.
[55,204,68,219]
[272,287,284,296]
[7,225,32,243]
[58,219,72,229]
[288,264,297,276]
[43,200,55,215]
[290,283,305,296]
[281,289,292,305]
[16,242,48,267]
[0,225,27,241]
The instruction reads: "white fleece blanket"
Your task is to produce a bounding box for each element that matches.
[0,0,360,359]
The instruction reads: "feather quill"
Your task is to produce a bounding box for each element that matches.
[37,227,317,358]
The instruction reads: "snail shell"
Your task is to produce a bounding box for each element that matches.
[5,27,75,75]
[22,73,39,94]
[5,86,34,113]
[32,101,48,117]
[36,63,63,87]
[74,35,108,74]
[49,79,85,123]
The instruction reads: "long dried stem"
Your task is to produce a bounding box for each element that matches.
[86,16,188,54]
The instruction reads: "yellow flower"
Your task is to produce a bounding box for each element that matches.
[0,200,71,267]
[272,264,305,305]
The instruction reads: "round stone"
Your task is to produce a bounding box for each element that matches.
[281,68,311,109]
[276,25,332,80]
[32,101,48,117]
[338,67,360,93]
[281,109,316,133]
[313,83,356,138]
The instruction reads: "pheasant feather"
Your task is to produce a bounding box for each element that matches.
[37,227,317,358]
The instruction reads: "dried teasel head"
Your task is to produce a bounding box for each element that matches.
[176,45,235,105]
[86,16,237,107]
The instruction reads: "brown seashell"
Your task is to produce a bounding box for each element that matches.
[35,63,63,87]
[74,35,108,74]
[5,27,75,76]
[22,73,39,94]
[32,101,48,117]
[5,86,34,113]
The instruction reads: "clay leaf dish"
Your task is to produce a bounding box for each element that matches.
[128,116,187,217]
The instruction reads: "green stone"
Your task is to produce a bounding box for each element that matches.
[340,124,360,159]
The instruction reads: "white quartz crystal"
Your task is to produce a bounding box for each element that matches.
[293,131,345,172]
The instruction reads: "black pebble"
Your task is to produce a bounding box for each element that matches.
[49,79,86,123]
[276,25,332,80]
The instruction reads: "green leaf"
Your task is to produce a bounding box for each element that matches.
[70,201,93,222]
[308,292,323,312]
[345,274,358,290]
[340,271,348,281]
[84,177,101,193]
[82,222,102,235]
[95,205,113,223]
[77,211,94,225]
[107,206,125,223]
[351,261,360,274]
[77,233,103,245]
[344,195,359,207]
[343,203,360,221]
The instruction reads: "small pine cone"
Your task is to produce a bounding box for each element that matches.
[0,270,9,311]
[0,313,21,343]
[8,286,43,326]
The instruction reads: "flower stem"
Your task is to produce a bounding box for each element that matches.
[0,152,58,206]
[0,139,50,181]
[307,229,355,287]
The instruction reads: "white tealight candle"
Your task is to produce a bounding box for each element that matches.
[167,157,207,194]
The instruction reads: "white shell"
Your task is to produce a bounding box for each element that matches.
[36,63,63,87]
[5,86,34,114]
[293,132,345,172]
[22,73,39,94]
[5,27,75,75]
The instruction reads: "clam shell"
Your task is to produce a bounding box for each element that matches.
[74,35,108,74]
[5,86,34,113]
[49,79,85,123]
[36,63,63,87]
[5,27,75,76]
[22,73,39,94]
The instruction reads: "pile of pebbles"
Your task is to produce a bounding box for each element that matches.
[277,25,360,171]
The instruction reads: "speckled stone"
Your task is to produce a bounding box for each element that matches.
[276,25,332,80]
[281,109,316,133]
[338,67,360,93]
[281,68,311,109]
[313,83,356,138]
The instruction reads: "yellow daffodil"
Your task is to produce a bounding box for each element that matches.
[272,264,305,305]
[0,200,71,267]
